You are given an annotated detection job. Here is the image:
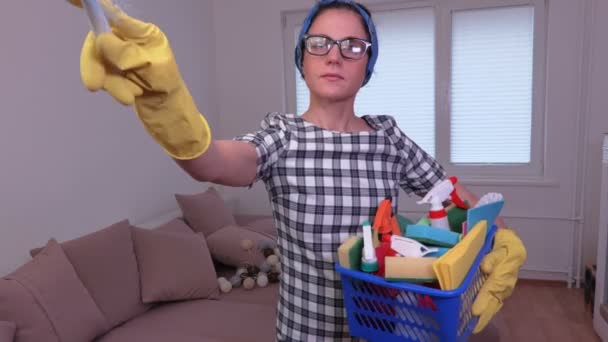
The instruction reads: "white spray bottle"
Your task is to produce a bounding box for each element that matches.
[360,221,378,273]
[417,177,462,231]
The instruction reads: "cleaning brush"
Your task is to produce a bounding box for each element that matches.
[82,0,111,34]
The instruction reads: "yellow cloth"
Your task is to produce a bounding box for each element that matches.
[69,0,211,160]
[432,221,487,290]
[472,228,527,334]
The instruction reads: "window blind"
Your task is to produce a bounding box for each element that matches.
[450,6,535,164]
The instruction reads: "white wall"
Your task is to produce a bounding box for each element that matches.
[0,0,217,275]
[211,0,605,284]
[582,0,608,281]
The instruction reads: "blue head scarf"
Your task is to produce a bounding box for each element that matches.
[294,0,379,87]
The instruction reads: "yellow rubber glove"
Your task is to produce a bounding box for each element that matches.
[69,0,211,160]
[471,228,527,333]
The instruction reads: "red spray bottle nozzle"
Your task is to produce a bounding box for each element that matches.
[448,176,469,209]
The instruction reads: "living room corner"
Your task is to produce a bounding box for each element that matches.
[2,0,608,341]
[0,0,221,277]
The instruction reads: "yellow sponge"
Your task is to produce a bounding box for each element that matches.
[433,220,488,290]
[384,257,438,283]
[337,236,363,270]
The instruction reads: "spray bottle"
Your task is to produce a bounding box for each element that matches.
[360,221,378,273]
[417,176,467,231]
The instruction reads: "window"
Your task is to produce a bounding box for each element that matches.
[451,6,535,164]
[282,0,546,178]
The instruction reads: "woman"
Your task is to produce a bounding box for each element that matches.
[66,0,526,340]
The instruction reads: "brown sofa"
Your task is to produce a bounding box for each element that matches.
[0,188,279,342]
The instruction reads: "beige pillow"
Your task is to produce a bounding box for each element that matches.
[30,220,150,328]
[131,227,219,304]
[242,218,277,239]
[205,224,275,268]
[0,321,16,342]
[6,239,109,342]
[175,187,236,237]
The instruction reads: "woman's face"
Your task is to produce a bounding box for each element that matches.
[302,9,369,103]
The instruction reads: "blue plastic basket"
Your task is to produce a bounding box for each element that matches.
[336,225,497,342]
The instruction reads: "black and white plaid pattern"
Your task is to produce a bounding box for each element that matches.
[234,112,446,341]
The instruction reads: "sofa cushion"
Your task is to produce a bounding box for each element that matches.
[4,239,108,342]
[131,227,219,304]
[175,187,236,237]
[205,224,274,268]
[235,215,277,239]
[0,278,57,342]
[95,299,276,342]
[57,220,150,328]
[0,321,16,342]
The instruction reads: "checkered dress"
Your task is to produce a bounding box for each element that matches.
[234,112,446,341]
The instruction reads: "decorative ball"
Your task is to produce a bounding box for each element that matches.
[259,261,271,273]
[271,263,281,274]
[257,273,269,287]
[243,277,255,290]
[218,278,232,293]
[220,282,232,293]
[241,239,254,251]
[274,247,280,257]
[267,255,279,266]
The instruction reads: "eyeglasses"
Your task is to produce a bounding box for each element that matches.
[303,34,372,60]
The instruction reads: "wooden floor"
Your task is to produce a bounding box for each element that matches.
[470,280,601,342]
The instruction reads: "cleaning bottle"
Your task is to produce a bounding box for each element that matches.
[360,221,378,273]
[372,197,401,243]
[417,176,467,230]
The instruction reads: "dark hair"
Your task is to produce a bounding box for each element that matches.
[308,2,373,41]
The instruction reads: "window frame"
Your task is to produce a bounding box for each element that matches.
[281,0,547,180]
